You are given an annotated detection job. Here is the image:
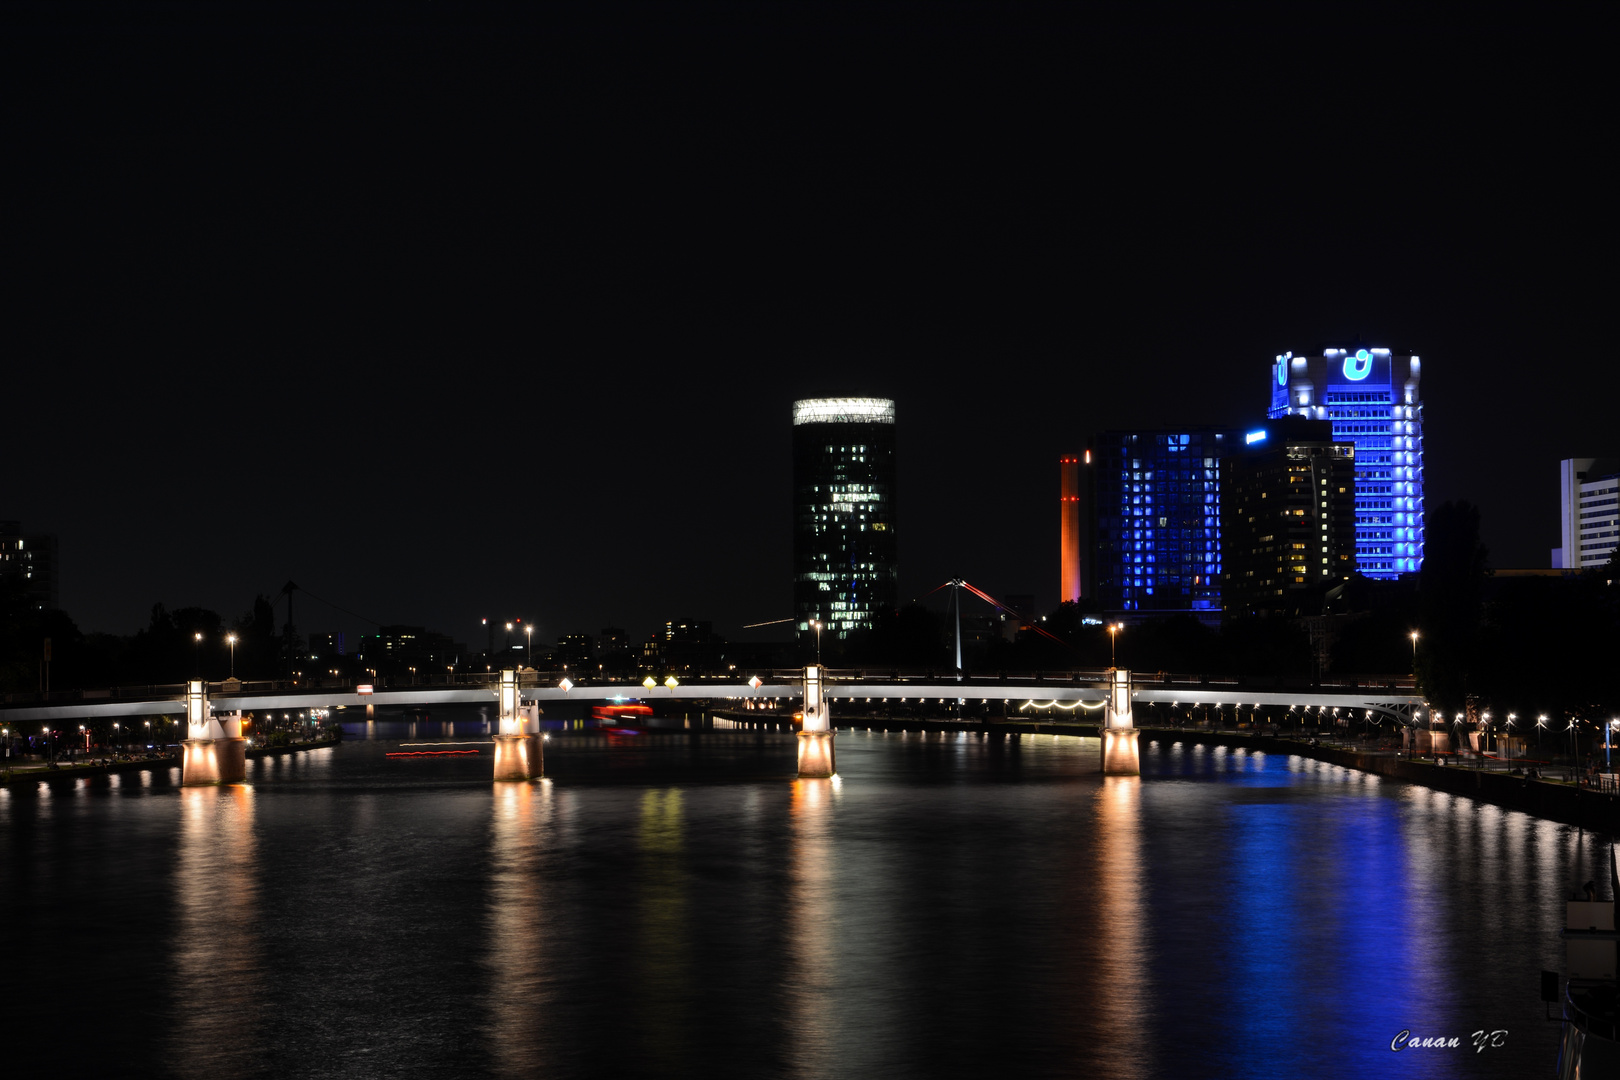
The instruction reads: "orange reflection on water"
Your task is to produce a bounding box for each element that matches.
[786,777,838,1079]
[486,780,552,1078]
[1089,775,1148,1079]
[171,784,261,1075]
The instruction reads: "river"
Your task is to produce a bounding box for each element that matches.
[1,716,1605,1078]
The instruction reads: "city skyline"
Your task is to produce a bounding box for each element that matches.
[4,5,1610,645]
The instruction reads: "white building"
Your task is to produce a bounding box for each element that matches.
[1553,458,1619,569]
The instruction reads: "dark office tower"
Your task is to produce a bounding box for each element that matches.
[1221,417,1357,619]
[1090,428,1233,623]
[0,520,59,611]
[1269,347,1424,577]
[793,398,898,646]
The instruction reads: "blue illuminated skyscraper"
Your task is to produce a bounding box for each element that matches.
[1267,347,1424,578]
[1090,428,1232,620]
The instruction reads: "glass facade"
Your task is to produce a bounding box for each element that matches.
[1268,348,1424,578]
[792,398,898,642]
[1091,429,1231,617]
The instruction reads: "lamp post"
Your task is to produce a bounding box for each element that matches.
[112,722,119,755]
[144,720,150,749]
[524,625,533,669]
[1408,630,1419,674]
[193,632,204,677]
[226,633,238,678]
[1537,714,1547,753]
[810,620,822,666]
[1108,622,1123,668]
[505,622,514,657]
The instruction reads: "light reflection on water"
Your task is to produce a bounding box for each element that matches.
[172,785,263,1077]
[0,733,1609,1079]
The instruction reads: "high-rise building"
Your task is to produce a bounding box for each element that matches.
[1268,347,1424,578]
[1059,454,1086,603]
[792,397,898,644]
[1221,417,1357,618]
[1089,428,1232,621]
[1554,458,1619,569]
[0,520,58,611]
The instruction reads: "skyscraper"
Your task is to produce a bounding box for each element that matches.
[1554,458,1620,569]
[1059,454,1086,604]
[1089,427,1232,621]
[1221,416,1357,618]
[792,398,898,645]
[1268,347,1424,578]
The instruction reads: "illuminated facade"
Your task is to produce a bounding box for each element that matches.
[792,397,898,643]
[1090,428,1231,619]
[1268,347,1424,578]
[1059,454,1086,603]
[1554,458,1620,569]
[1221,417,1356,618]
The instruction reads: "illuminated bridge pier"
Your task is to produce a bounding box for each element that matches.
[797,665,835,778]
[181,680,247,786]
[1100,669,1138,775]
[491,669,542,781]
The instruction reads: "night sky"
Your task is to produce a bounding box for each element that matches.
[5,3,1610,647]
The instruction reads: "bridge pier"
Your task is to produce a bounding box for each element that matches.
[1101,668,1139,776]
[492,669,541,781]
[798,664,836,778]
[180,681,247,786]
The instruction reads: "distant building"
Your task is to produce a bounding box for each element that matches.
[1221,417,1357,618]
[308,631,346,657]
[555,633,594,670]
[1089,428,1233,622]
[598,627,632,674]
[1554,458,1620,569]
[355,625,463,672]
[0,520,58,611]
[1268,346,1424,578]
[792,397,899,644]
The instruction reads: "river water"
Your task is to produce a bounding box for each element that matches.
[1,718,1607,1078]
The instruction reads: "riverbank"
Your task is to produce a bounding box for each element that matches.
[0,735,341,787]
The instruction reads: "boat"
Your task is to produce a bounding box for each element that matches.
[1552,844,1620,1076]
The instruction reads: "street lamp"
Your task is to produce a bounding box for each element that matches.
[193,632,204,677]
[1108,622,1123,668]
[226,633,238,678]
[810,620,823,666]
[1408,630,1419,673]
[524,625,533,668]
[1537,714,1548,753]
[505,622,514,656]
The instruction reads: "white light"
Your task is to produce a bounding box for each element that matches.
[792,398,896,426]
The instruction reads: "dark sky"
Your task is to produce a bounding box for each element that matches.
[4,2,1611,647]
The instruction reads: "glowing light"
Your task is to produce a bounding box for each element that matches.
[664,676,680,689]
[642,676,658,690]
[558,678,573,692]
[791,397,896,426]
[748,675,762,689]
[1343,348,1373,381]
[1245,429,1268,444]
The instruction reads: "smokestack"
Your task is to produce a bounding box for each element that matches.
[1060,455,1081,603]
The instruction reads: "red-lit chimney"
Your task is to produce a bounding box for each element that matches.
[1060,455,1081,604]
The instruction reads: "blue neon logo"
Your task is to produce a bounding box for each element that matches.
[1245,429,1267,444]
[1343,348,1373,381]
[1276,359,1287,385]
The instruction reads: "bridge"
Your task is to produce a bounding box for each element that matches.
[1,667,1425,783]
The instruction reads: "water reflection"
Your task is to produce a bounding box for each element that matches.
[1091,776,1149,1080]
[171,785,263,1077]
[636,789,690,1068]
[786,778,839,1079]
[485,780,551,1077]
